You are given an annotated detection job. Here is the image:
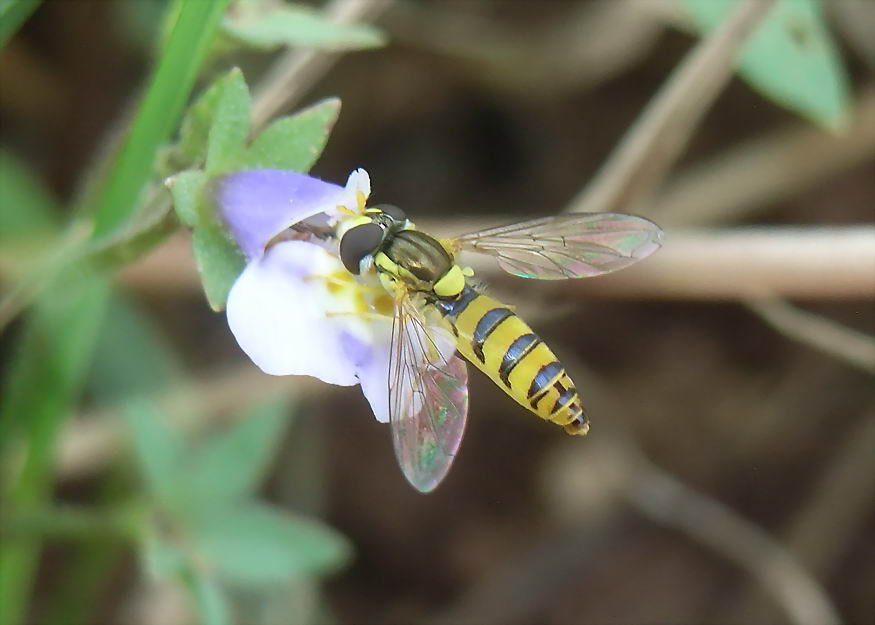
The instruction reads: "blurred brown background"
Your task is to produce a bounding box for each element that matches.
[2,1,873,624]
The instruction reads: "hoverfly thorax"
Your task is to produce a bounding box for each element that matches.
[381,229,453,285]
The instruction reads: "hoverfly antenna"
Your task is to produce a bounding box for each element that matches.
[339,222,384,275]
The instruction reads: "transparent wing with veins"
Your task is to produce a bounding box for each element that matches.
[453,213,663,280]
[388,292,468,493]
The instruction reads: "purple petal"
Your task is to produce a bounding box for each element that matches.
[216,170,346,259]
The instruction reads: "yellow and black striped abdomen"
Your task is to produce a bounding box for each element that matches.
[436,286,589,435]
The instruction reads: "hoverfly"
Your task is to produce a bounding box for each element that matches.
[335,204,663,492]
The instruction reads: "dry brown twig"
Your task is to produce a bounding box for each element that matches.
[120,225,875,300]
[745,297,875,374]
[383,0,663,96]
[652,86,875,226]
[250,0,393,131]
[728,413,875,623]
[542,358,843,625]
[628,460,842,625]
[568,0,778,215]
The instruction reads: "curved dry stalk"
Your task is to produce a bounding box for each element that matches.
[652,86,875,226]
[628,461,842,625]
[745,296,875,374]
[384,0,663,95]
[568,0,778,215]
[545,358,843,625]
[250,0,393,132]
[728,414,875,623]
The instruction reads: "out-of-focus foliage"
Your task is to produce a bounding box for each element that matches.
[0,151,55,239]
[0,1,871,624]
[88,295,181,401]
[681,0,850,129]
[222,0,384,52]
[0,0,41,49]
[127,399,351,623]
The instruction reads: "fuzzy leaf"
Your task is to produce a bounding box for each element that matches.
[167,169,207,228]
[237,98,341,172]
[192,225,246,311]
[205,68,252,174]
[681,0,850,130]
[167,69,243,171]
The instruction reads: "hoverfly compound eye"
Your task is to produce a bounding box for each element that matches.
[373,204,406,221]
[339,222,384,274]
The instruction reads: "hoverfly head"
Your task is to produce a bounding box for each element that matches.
[340,205,409,275]
[339,220,385,275]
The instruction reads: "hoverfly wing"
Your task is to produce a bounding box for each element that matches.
[388,292,469,493]
[454,213,663,280]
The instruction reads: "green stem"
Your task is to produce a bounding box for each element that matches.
[0,189,179,335]
[0,0,43,49]
[0,279,111,625]
[44,472,137,625]
[90,0,230,239]
[0,504,138,540]
[0,2,230,623]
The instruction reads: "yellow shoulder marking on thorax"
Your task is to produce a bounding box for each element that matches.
[433,265,466,297]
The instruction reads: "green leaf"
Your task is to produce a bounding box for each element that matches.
[185,399,292,506]
[88,294,181,403]
[164,68,246,173]
[196,502,351,586]
[0,0,42,49]
[124,399,184,500]
[0,150,57,239]
[223,3,385,52]
[205,67,252,175]
[192,225,246,311]
[237,98,341,171]
[186,574,232,625]
[91,0,232,238]
[167,169,207,227]
[142,533,188,580]
[681,0,850,130]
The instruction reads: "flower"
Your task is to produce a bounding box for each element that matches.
[216,169,394,422]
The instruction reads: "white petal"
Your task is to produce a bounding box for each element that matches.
[226,241,362,386]
[346,168,371,197]
[340,168,371,212]
[353,324,392,423]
